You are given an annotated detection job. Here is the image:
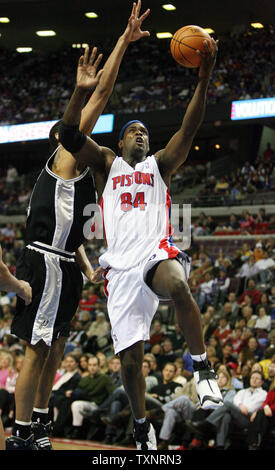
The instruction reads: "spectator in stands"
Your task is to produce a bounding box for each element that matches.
[238,279,262,306]
[213,317,232,347]
[263,142,274,161]
[205,216,217,234]
[65,320,87,355]
[68,355,115,439]
[227,214,240,231]
[156,338,178,370]
[253,242,265,262]
[96,351,109,375]
[166,369,235,451]
[255,208,269,223]
[236,255,258,295]
[255,251,275,285]
[190,370,267,449]
[241,161,255,176]
[146,319,166,352]
[5,165,18,193]
[49,354,81,431]
[83,312,110,354]
[247,337,264,362]
[219,343,236,366]
[106,356,122,388]
[255,307,272,334]
[201,306,217,343]
[78,354,91,377]
[78,288,98,319]
[240,211,255,233]
[143,352,162,383]
[168,323,185,355]
[240,306,257,329]
[259,348,275,380]
[197,272,215,312]
[212,269,231,307]
[247,376,275,449]
[227,292,240,318]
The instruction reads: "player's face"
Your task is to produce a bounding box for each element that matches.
[120,123,149,159]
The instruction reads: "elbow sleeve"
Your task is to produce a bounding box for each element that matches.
[59,120,87,153]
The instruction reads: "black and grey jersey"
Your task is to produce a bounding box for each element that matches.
[25,148,96,252]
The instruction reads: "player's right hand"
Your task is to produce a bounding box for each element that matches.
[17,280,32,305]
[76,46,104,91]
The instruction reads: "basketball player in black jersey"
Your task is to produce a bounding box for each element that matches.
[58,4,222,451]
[5,1,150,451]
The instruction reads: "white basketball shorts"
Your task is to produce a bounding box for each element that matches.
[103,249,190,355]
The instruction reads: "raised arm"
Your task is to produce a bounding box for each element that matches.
[79,0,150,136]
[75,244,104,283]
[60,0,151,172]
[156,39,219,181]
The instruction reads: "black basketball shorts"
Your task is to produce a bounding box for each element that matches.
[11,246,83,346]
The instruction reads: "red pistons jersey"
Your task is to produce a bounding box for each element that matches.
[99,155,179,270]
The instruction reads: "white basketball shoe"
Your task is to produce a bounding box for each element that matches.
[193,360,224,410]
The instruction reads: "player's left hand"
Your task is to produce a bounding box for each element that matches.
[122,0,150,44]
[76,46,104,91]
[197,38,219,80]
[89,266,104,283]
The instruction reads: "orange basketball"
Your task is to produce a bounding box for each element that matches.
[170,25,213,68]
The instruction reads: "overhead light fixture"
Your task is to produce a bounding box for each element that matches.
[0,17,10,23]
[194,145,200,151]
[16,47,32,53]
[162,4,176,10]
[204,28,215,34]
[72,43,88,48]
[156,32,172,39]
[36,30,56,37]
[215,144,221,149]
[85,12,98,18]
[251,22,264,29]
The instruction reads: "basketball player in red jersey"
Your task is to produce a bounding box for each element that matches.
[59,1,222,450]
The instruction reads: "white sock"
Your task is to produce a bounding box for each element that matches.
[191,352,207,362]
[33,407,49,414]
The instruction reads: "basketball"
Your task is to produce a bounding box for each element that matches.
[170,25,213,68]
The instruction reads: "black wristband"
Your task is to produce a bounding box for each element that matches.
[59,120,87,153]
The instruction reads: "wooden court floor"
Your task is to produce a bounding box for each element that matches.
[51,437,133,451]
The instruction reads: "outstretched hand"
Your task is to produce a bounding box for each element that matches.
[122,0,150,44]
[76,46,104,90]
[89,266,104,284]
[197,38,219,80]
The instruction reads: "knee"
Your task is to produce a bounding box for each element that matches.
[28,341,50,367]
[166,276,191,303]
[121,353,142,380]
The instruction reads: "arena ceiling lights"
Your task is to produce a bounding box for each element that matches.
[156,32,172,39]
[85,12,98,18]
[251,22,264,28]
[36,30,56,37]
[162,4,176,10]
[0,17,10,23]
[16,47,32,53]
